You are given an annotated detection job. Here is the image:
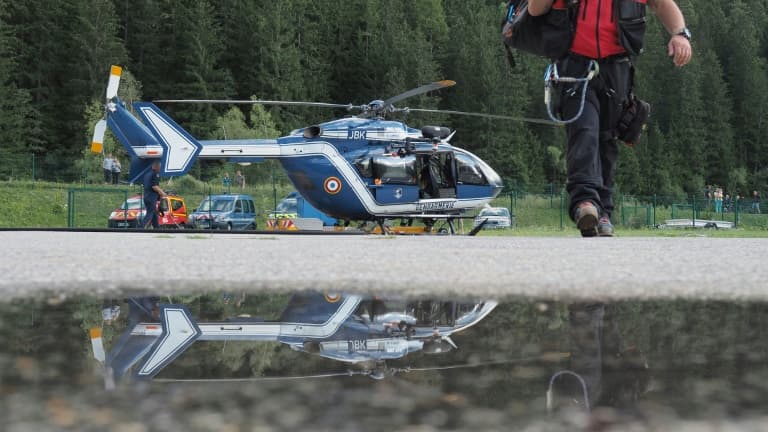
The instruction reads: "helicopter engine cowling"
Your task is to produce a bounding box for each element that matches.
[421,126,451,140]
[303,125,322,139]
[422,338,456,354]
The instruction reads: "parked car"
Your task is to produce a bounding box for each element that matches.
[108,194,188,228]
[188,194,256,230]
[473,207,512,229]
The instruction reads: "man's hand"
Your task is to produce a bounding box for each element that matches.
[667,35,692,67]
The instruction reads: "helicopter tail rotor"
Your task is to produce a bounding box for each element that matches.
[90,66,123,154]
[105,65,122,100]
[90,119,107,154]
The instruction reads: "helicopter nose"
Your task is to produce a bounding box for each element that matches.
[484,165,504,197]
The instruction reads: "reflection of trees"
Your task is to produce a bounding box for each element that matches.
[176,292,291,321]
[165,341,283,379]
[0,298,101,385]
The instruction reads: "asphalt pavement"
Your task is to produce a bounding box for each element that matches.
[2,231,767,301]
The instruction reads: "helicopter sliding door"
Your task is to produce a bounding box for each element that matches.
[416,152,457,199]
[369,154,420,204]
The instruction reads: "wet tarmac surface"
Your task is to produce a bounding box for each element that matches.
[2,291,768,431]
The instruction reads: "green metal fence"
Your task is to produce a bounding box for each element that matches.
[67,187,130,228]
[2,179,767,231]
[480,186,761,230]
[61,178,295,229]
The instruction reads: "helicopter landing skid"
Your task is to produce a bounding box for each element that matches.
[365,216,467,236]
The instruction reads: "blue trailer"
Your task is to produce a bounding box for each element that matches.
[268,191,338,230]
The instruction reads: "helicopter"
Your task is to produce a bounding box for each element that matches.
[90,65,521,233]
[92,292,498,385]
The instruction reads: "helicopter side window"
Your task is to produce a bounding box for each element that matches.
[372,154,417,185]
[456,153,488,185]
[354,156,372,178]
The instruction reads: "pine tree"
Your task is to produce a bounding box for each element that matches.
[0,0,38,180]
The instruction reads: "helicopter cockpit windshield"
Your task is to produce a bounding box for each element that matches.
[455,153,488,185]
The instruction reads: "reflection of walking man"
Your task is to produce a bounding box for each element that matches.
[143,161,167,228]
[548,303,648,413]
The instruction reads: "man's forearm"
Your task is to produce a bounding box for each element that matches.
[152,185,165,196]
[528,0,555,16]
[650,0,686,34]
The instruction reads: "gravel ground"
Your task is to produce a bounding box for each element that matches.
[2,231,767,301]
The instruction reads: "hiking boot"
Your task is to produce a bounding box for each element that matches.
[574,202,599,237]
[598,216,615,237]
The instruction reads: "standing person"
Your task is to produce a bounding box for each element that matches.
[111,158,122,185]
[234,170,245,190]
[752,190,761,214]
[704,185,712,209]
[142,160,167,229]
[723,193,731,213]
[528,0,692,237]
[222,172,232,193]
[714,187,723,214]
[102,153,114,184]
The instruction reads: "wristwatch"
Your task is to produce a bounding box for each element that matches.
[674,27,692,41]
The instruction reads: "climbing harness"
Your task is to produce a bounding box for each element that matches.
[544,60,600,125]
[546,369,591,414]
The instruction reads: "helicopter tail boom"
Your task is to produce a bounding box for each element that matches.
[101,96,281,181]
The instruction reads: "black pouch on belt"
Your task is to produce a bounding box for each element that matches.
[617,94,650,146]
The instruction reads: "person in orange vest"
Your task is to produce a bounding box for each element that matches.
[528,0,691,236]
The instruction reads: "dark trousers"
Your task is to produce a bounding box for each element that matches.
[143,197,159,228]
[112,171,120,185]
[104,169,112,183]
[558,55,632,220]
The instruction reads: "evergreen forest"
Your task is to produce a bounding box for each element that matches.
[0,0,766,198]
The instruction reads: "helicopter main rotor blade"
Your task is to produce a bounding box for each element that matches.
[154,371,369,382]
[394,352,571,374]
[403,107,561,126]
[383,80,456,108]
[153,99,360,111]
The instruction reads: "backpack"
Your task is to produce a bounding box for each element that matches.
[502,0,647,64]
[501,0,579,64]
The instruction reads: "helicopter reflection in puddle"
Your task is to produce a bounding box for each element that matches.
[93,292,498,385]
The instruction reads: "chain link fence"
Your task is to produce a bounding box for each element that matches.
[478,184,764,230]
[2,178,766,231]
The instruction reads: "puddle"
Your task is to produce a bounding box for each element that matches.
[2,292,768,430]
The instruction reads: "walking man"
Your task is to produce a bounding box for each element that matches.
[142,160,167,229]
[528,0,692,236]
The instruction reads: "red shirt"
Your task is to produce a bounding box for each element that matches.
[570,0,630,59]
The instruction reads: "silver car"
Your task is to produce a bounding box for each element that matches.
[473,207,512,229]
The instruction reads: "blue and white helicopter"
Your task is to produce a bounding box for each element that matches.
[92,66,511,233]
[92,292,498,385]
